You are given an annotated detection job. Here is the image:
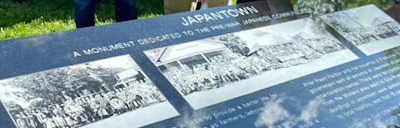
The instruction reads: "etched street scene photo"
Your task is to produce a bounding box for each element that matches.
[144,18,359,109]
[0,55,179,128]
[320,5,400,55]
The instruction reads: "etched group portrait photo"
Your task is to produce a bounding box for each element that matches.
[144,18,359,109]
[320,5,400,56]
[0,55,179,128]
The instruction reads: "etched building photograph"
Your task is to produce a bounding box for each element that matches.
[0,55,179,128]
[144,18,359,109]
[320,5,400,55]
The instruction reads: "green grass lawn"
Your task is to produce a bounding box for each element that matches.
[0,0,239,41]
[0,0,164,40]
[0,0,394,41]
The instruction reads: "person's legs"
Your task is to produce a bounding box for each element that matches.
[74,0,97,28]
[237,0,258,4]
[115,0,138,22]
[13,0,27,3]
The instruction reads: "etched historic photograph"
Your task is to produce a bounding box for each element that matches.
[144,18,358,109]
[320,5,400,55]
[0,55,179,128]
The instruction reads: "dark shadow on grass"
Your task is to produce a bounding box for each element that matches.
[0,0,164,28]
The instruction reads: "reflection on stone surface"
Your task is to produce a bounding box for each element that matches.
[255,95,323,128]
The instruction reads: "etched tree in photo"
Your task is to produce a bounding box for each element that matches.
[294,0,345,15]
[292,0,394,15]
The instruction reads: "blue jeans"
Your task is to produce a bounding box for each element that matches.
[74,0,138,28]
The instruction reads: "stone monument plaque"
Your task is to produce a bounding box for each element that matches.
[1,1,400,128]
